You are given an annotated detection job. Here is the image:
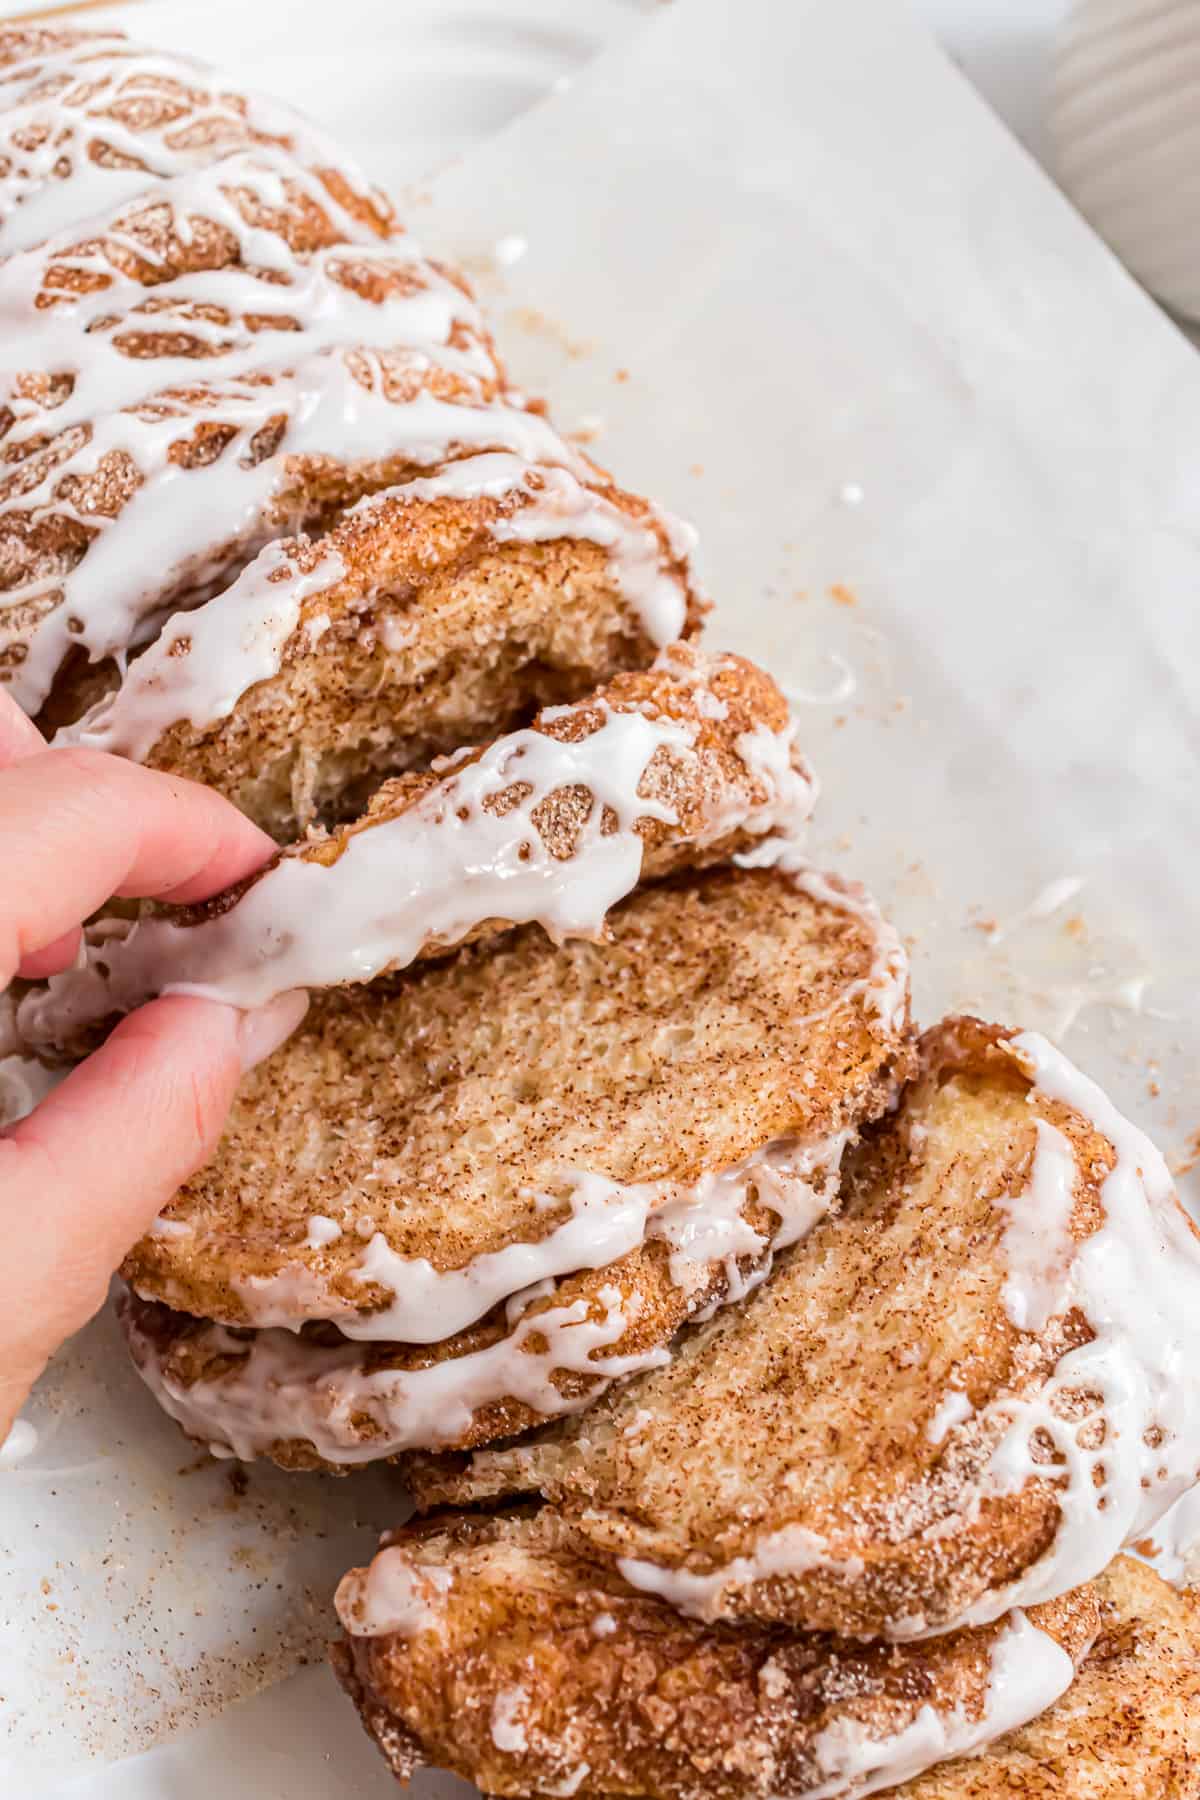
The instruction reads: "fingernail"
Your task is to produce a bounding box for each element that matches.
[237,989,309,1072]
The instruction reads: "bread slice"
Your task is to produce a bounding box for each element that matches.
[0,25,395,254]
[18,647,807,1055]
[116,859,911,1466]
[902,1556,1200,1798]
[328,1505,1100,1800]
[407,1019,1200,1640]
[1,27,599,721]
[52,454,704,836]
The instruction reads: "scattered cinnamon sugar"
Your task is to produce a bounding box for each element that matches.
[1170,1131,1200,1179]
[828,583,857,607]
[509,307,594,359]
[1063,914,1087,942]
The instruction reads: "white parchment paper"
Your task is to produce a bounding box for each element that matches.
[7,0,1200,1792]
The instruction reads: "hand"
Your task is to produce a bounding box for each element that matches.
[0,694,307,1442]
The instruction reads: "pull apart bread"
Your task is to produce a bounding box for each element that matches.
[118,847,911,1468]
[331,1522,1197,1800]
[15,646,814,1054]
[407,1018,1200,1640]
[51,453,703,839]
[0,26,697,732]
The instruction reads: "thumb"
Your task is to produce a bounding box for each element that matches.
[0,988,307,1435]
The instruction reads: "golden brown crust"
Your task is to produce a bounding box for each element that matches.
[122,863,911,1333]
[904,1557,1200,1797]
[404,1020,1181,1638]
[0,25,392,241]
[67,467,705,837]
[187,645,798,923]
[328,1507,1100,1800]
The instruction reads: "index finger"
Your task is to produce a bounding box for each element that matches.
[0,747,275,986]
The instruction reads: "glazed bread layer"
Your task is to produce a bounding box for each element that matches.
[0,26,394,253]
[116,863,910,1465]
[408,1019,1200,1640]
[19,645,796,1054]
[122,862,909,1332]
[901,1556,1200,1798]
[53,452,704,837]
[0,27,627,721]
[329,1506,1099,1800]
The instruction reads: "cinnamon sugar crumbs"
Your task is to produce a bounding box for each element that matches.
[828,583,857,607]
[1169,1132,1200,1179]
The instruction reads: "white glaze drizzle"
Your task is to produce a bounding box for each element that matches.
[331,1556,1077,1793]
[328,1557,1079,1797]
[124,1281,670,1466]
[926,1389,973,1446]
[0,30,385,254]
[55,452,695,764]
[334,1547,451,1639]
[0,1418,39,1468]
[617,1525,861,1622]
[734,839,908,1032]
[56,536,348,762]
[490,1689,530,1753]
[617,1030,1200,1638]
[804,1610,1079,1800]
[19,666,815,1045]
[996,1119,1078,1334]
[919,1029,1200,1636]
[236,1129,846,1341]
[0,138,580,712]
[122,1129,850,1463]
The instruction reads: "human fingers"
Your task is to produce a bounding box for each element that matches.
[0,988,307,1435]
[0,748,274,985]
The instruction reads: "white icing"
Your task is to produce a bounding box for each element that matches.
[57,452,694,764]
[0,31,383,255]
[590,1612,617,1637]
[1130,1483,1200,1588]
[58,539,348,763]
[735,839,908,1032]
[490,1688,529,1753]
[927,1389,973,1446]
[334,1546,450,1639]
[618,1526,863,1622]
[0,1418,39,1468]
[616,1032,1200,1640]
[987,875,1085,945]
[122,1129,850,1464]
[237,1129,846,1340]
[305,1215,342,1249]
[805,1610,1078,1799]
[124,1281,670,1466]
[147,1216,192,1240]
[541,1765,590,1796]
[21,666,815,1044]
[910,1029,1200,1636]
[0,138,581,713]
[997,1120,1078,1334]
